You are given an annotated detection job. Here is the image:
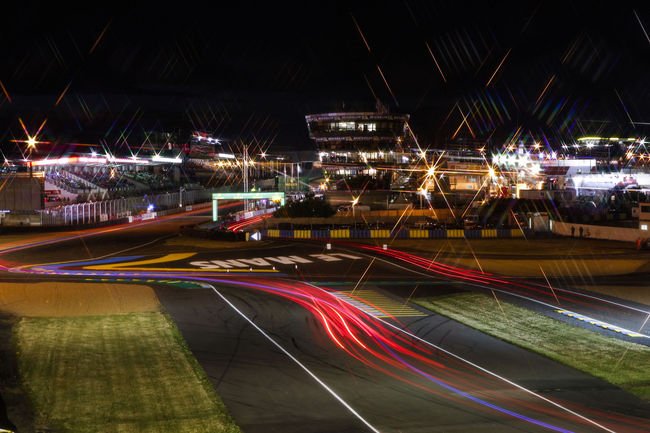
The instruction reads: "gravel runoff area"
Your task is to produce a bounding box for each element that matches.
[0,282,241,433]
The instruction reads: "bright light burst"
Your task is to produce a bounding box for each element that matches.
[10,118,50,154]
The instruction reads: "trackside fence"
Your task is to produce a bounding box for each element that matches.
[34,189,217,226]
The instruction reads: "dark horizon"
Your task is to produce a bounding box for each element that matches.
[2,1,650,157]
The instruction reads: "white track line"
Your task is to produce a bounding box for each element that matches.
[301,274,617,432]
[207,284,381,433]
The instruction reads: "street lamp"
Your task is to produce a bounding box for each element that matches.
[179,187,185,208]
[351,196,359,217]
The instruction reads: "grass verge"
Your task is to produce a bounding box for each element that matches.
[16,312,241,433]
[413,293,650,401]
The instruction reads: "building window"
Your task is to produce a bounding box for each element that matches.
[330,122,356,131]
[356,123,376,132]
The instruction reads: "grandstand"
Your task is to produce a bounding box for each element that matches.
[22,153,189,205]
[1,136,300,222]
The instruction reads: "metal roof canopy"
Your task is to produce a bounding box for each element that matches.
[212,191,285,221]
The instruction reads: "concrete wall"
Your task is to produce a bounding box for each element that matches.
[264,208,454,228]
[325,190,413,210]
[552,220,643,242]
[2,213,42,226]
[0,176,43,211]
[264,213,453,228]
[339,208,453,218]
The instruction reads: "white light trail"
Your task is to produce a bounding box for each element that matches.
[425,41,447,83]
[486,48,511,87]
[634,10,650,46]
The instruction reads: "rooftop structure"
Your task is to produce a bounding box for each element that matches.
[305,112,410,165]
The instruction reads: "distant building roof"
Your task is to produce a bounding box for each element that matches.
[305,112,409,122]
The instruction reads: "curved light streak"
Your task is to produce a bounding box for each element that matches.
[350,243,650,338]
[5,240,649,432]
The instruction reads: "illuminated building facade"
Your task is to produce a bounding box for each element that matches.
[305,112,410,166]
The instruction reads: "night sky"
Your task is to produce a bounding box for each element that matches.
[1,1,649,157]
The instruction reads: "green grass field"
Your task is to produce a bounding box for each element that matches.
[16,312,241,433]
[414,293,650,401]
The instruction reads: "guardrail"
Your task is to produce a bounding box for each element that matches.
[258,228,531,240]
[27,189,218,226]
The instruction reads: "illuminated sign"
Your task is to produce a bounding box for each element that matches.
[213,192,284,200]
[577,136,636,142]
[151,155,183,163]
[31,156,111,166]
[212,191,285,221]
[107,156,149,164]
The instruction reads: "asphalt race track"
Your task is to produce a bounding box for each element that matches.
[2,212,650,432]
